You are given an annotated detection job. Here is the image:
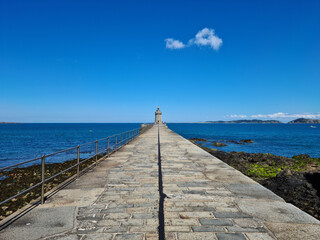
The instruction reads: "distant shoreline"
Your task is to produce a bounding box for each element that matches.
[196,118,320,124]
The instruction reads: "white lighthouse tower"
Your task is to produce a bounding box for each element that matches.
[155,107,162,124]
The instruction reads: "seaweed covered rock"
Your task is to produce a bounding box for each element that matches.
[212,142,227,147]
[189,138,208,142]
[240,139,254,143]
[207,149,320,220]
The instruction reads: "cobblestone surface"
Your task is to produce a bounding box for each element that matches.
[72,126,159,239]
[159,125,320,240]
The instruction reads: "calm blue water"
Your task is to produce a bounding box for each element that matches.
[0,123,141,168]
[167,123,320,158]
[0,123,319,168]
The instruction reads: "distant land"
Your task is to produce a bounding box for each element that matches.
[287,118,320,124]
[201,118,320,124]
[0,122,21,124]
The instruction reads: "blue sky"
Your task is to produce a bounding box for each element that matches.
[1,0,319,123]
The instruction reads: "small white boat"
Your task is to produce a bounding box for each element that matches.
[310,125,316,128]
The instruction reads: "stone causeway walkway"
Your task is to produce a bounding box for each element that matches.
[1,125,320,240]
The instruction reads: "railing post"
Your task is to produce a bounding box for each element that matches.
[77,145,80,178]
[95,140,98,165]
[41,155,45,204]
[121,133,123,146]
[126,132,127,144]
[107,137,109,155]
[115,135,117,149]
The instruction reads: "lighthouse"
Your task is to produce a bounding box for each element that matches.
[155,107,162,124]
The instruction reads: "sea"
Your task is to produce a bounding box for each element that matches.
[0,123,319,168]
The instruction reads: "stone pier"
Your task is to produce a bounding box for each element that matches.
[1,125,320,240]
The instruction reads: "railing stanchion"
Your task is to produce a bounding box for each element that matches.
[41,155,45,204]
[77,146,80,178]
[107,137,110,155]
[95,140,98,165]
[115,135,117,150]
[126,132,127,144]
[121,133,123,146]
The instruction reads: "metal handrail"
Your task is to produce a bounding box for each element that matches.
[0,156,42,172]
[0,126,143,207]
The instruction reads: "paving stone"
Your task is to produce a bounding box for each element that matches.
[97,219,119,226]
[214,212,252,218]
[126,207,150,213]
[130,225,158,232]
[104,213,131,219]
[199,218,233,226]
[179,212,214,218]
[227,226,265,233]
[192,226,225,232]
[82,233,113,240]
[101,226,128,233]
[101,208,126,213]
[216,233,247,240]
[170,218,199,226]
[165,232,177,240]
[178,232,218,240]
[166,226,190,232]
[120,219,144,226]
[233,218,265,229]
[132,213,155,219]
[245,233,276,240]
[114,233,144,240]
[145,233,158,240]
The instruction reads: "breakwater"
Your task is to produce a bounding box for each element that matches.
[1,125,320,240]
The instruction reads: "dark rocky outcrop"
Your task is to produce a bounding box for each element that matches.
[212,142,227,147]
[189,138,208,142]
[240,139,254,143]
[261,170,320,219]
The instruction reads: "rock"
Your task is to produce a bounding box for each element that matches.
[189,138,208,142]
[6,211,13,216]
[1,206,8,211]
[240,139,254,143]
[227,140,244,145]
[261,171,320,220]
[212,142,227,147]
[276,169,293,177]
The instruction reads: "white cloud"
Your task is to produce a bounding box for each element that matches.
[189,28,223,50]
[229,114,248,119]
[229,112,320,119]
[165,28,222,50]
[165,38,185,49]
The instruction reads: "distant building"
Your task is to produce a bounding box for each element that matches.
[155,107,162,124]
